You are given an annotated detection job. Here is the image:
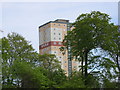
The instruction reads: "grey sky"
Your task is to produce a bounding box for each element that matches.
[1,2,118,52]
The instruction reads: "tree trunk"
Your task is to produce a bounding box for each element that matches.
[84,51,88,85]
[81,55,84,76]
[116,54,120,87]
[85,52,88,77]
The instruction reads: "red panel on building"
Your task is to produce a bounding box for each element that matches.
[39,41,64,49]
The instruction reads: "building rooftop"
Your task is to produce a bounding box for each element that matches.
[39,19,69,28]
[54,19,69,23]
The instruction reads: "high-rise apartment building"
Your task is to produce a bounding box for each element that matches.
[39,19,79,76]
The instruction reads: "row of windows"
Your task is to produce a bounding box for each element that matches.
[53,24,66,26]
[54,33,61,35]
[53,37,61,40]
[53,42,62,45]
[53,28,66,31]
[42,24,66,29]
[43,37,62,41]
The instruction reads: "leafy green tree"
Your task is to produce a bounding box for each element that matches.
[52,68,66,87]
[58,72,85,88]
[37,54,61,81]
[103,33,120,88]
[1,32,64,88]
[12,60,55,88]
[62,11,119,86]
[38,54,61,71]
[2,32,38,88]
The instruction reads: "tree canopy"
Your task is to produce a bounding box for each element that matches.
[62,11,120,87]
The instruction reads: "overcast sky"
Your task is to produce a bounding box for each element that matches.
[0,2,119,52]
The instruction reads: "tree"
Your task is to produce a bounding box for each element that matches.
[12,60,54,88]
[37,54,61,81]
[2,32,38,88]
[103,31,120,87]
[1,32,64,88]
[62,11,119,85]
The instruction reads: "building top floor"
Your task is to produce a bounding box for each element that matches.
[39,19,70,29]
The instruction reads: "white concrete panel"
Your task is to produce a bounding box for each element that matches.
[51,28,63,41]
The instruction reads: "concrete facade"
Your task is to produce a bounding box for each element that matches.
[39,19,79,76]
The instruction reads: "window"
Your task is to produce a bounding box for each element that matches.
[46,43,49,46]
[54,28,55,30]
[64,25,66,26]
[59,56,61,58]
[74,66,76,68]
[64,61,66,63]
[58,42,61,45]
[54,37,56,40]
[54,42,57,44]
[65,66,66,67]
[59,33,61,35]
[59,38,61,40]
[58,24,60,26]
[54,24,55,25]
[54,51,56,53]
[54,33,55,35]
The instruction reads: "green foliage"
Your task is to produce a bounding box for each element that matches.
[52,69,66,86]
[1,32,64,88]
[59,74,85,88]
[63,11,118,57]
[12,61,55,88]
[38,54,61,71]
[61,11,119,87]
[2,32,39,88]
